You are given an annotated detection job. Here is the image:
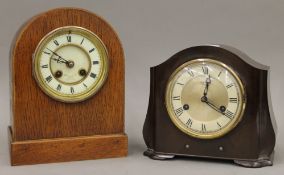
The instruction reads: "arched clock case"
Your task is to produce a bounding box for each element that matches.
[143,45,276,168]
[9,8,127,165]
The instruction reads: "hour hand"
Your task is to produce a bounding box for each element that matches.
[46,48,69,63]
[51,57,66,64]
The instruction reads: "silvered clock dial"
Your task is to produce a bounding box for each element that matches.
[165,59,246,139]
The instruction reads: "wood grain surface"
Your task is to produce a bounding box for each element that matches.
[9,127,127,165]
[11,8,125,141]
[9,8,127,165]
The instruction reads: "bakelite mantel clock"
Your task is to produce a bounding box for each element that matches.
[9,8,127,165]
[143,45,276,168]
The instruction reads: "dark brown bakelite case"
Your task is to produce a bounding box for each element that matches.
[143,45,276,168]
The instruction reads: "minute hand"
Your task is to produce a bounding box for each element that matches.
[46,48,69,63]
[204,100,224,114]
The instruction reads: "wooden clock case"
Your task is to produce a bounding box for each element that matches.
[143,45,276,168]
[9,8,127,165]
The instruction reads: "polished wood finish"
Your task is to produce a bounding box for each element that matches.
[10,8,127,165]
[9,127,127,166]
[143,45,276,167]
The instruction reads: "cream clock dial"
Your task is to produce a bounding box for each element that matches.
[33,26,109,103]
[165,59,246,139]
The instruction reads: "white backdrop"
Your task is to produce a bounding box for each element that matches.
[0,0,283,174]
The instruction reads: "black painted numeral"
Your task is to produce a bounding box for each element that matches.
[186,118,192,127]
[202,123,206,132]
[90,73,97,79]
[224,110,234,119]
[41,64,48,68]
[172,96,181,100]
[226,83,234,89]
[56,84,62,91]
[70,87,74,94]
[89,48,95,53]
[80,38,84,45]
[217,122,222,128]
[229,97,238,103]
[176,82,184,86]
[45,75,52,83]
[93,61,99,65]
[175,107,183,117]
[218,71,222,77]
[53,40,59,46]
[43,51,50,55]
[202,66,208,74]
[67,35,71,42]
[187,68,194,77]
[83,83,88,88]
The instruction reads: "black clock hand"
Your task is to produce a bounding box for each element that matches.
[205,100,223,114]
[46,48,69,63]
[201,97,227,116]
[51,57,67,64]
[203,75,211,97]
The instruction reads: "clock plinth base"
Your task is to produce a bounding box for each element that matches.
[144,149,175,160]
[9,127,128,166]
[234,152,274,168]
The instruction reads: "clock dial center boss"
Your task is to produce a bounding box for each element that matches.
[165,59,246,139]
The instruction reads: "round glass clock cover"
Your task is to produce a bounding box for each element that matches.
[33,26,109,103]
[165,59,246,139]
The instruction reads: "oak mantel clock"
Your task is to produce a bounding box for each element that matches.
[143,45,276,168]
[9,8,127,165]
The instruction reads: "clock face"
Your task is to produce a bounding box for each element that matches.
[165,59,246,139]
[33,26,108,103]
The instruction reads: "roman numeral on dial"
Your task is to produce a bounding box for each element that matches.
[80,38,84,45]
[202,66,208,74]
[176,82,184,86]
[70,87,74,94]
[172,96,181,100]
[43,51,50,55]
[224,110,234,119]
[93,61,99,65]
[229,97,238,103]
[202,123,206,132]
[53,40,59,46]
[45,75,52,83]
[90,73,96,79]
[186,118,192,127]
[89,48,95,53]
[186,68,194,77]
[175,107,183,117]
[41,64,48,68]
[67,35,71,42]
[56,84,61,91]
[226,83,234,88]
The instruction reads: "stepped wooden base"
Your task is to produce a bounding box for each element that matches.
[9,127,128,166]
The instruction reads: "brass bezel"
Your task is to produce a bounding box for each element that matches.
[33,26,109,103]
[165,58,246,139]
